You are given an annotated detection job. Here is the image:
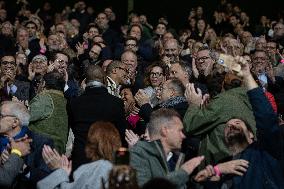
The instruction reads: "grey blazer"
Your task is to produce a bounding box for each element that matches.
[0,154,24,187]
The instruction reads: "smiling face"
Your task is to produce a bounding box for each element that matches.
[149,66,164,87]
[196,49,214,77]
[54,53,68,75]
[32,59,48,75]
[1,56,16,81]
[224,119,253,147]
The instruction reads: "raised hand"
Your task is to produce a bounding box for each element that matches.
[75,42,84,56]
[191,58,199,79]
[185,83,203,106]
[125,129,140,148]
[61,155,72,176]
[28,63,35,81]
[47,62,55,73]
[134,90,150,107]
[42,145,62,170]
[0,149,10,164]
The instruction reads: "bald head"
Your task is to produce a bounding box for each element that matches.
[86,65,106,83]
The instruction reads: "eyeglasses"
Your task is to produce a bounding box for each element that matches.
[55,59,67,65]
[125,43,137,47]
[274,27,284,30]
[1,61,16,66]
[0,113,16,119]
[196,56,211,62]
[150,72,163,77]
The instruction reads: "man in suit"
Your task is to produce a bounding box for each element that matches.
[0,137,31,188]
[0,55,30,102]
[0,101,53,188]
[68,65,127,171]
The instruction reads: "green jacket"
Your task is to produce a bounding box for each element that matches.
[29,89,68,154]
[130,140,188,189]
[183,87,256,167]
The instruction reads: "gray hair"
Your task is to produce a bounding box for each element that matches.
[1,101,30,126]
[147,108,180,139]
[198,46,219,62]
[167,79,185,96]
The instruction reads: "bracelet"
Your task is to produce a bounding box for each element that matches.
[11,148,22,157]
[213,165,222,177]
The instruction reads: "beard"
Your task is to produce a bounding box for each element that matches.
[226,131,248,147]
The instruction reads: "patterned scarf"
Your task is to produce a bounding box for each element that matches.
[160,96,187,108]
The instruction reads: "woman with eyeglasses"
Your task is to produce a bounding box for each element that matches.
[142,63,166,107]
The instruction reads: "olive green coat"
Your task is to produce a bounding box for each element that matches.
[183,87,256,167]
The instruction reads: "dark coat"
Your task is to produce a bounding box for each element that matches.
[0,80,30,102]
[67,86,127,171]
[0,128,54,189]
[232,88,284,189]
[0,154,24,188]
[205,88,284,189]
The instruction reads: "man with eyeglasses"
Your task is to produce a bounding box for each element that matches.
[0,101,53,188]
[135,79,188,123]
[195,46,216,79]
[0,55,30,102]
[106,60,129,97]
[49,51,79,98]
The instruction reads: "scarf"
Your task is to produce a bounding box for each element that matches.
[0,126,30,153]
[160,96,187,108]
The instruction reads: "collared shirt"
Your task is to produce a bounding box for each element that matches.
[106,76,121,98]
[7,84,17,95]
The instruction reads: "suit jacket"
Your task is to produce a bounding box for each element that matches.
[14,80,30,101]
[0,154,24,188]
[0,80,30,102]
[67,86,127,171]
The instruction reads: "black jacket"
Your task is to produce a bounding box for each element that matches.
[67,86,127,171]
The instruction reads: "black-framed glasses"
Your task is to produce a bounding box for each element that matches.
[196,56,210,63]
[1,61,16,66]
[150,72,163,77]
[55,59,68,65]
[125,43,137,47]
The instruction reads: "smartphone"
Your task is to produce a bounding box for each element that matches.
[217,54,241,73]
[114,147,129,165]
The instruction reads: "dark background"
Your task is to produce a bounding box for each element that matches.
[5,0,284,29]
